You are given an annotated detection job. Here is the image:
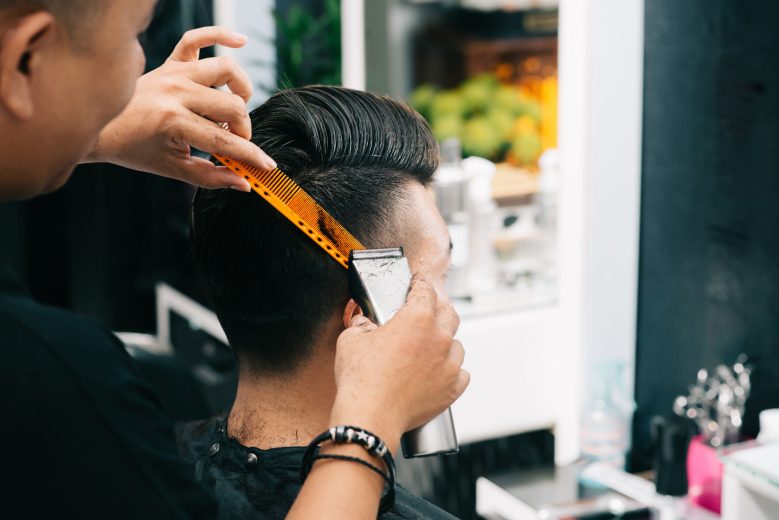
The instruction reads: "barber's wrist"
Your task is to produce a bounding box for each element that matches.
[82,125,118,165]
[317,442,389,473]
[329,401,402,455]
[82,137,106,164]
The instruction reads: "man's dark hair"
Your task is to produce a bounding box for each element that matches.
[191,86,439,374]
[0,0,89,17]
[0,0,103,39]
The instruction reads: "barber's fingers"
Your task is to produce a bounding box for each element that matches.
[185,86,252,140]
[396,275,460,337]
[176,156,251,191]
[337,316,379,346]
[449,340,465,368]
[187,56,253,103]
[182,112,276,171]
[399,274,438,318]
[349,315,379,332]
[169,26,248,63]
[435,299,460,338]
[455,369,471,399]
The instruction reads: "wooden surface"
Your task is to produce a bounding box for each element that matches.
[492,163,539,206]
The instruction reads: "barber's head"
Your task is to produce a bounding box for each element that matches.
[192,86,451,375]
[0,0,155,198]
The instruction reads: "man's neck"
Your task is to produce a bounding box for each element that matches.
[227,344,338,449]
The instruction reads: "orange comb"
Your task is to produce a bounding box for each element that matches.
[213,153,364,269]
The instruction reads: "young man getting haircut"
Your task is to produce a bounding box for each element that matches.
[0,0,468,515]
[184,86,457,519]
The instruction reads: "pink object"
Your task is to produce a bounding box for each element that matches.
[686,435,723,514]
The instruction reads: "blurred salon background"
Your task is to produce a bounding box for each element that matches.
[2,0,779,518]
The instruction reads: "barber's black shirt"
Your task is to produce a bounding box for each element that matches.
[177,418,458,520]
[0,261,217,519]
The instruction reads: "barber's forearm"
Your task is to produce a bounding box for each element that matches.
[286,443,384,519]
[286,404,401,519]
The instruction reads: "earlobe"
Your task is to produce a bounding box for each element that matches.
[0,11,55,120]
[342,299,364,328]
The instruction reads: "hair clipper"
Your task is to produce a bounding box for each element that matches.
[348,248,459,458]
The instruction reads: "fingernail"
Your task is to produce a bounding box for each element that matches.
[265,156,278,170]
[231,180,251,192]
[232,32,248,43]
[351,316,370,327]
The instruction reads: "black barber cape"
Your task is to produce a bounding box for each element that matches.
[0,261,217,519]
[177,418,458,520]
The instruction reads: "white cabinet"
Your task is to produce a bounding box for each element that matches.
[453,307,560,445]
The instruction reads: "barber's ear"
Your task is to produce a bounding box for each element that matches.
[342,299,364,328]
[0,11,55,119]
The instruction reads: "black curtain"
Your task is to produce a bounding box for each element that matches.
[633,0,779,468]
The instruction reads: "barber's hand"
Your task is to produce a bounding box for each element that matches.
[329,275,469,453]
[85,26,275,191]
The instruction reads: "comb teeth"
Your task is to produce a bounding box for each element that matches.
[213,153,364,269]
[241,163,301,204]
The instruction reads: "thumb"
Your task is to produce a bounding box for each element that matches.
[394,273,437,319]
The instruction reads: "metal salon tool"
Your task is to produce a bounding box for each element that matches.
[349,248,459,458]
[673,354,752,447]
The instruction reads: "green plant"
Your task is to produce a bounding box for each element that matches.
[274,0,341,88]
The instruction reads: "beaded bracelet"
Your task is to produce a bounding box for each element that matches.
[301,425,396,514]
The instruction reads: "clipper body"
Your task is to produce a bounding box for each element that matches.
[348,248,459,458]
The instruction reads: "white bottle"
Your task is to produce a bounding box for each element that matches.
[432,139,472,299]
[463,156,498,296]
[580,361,634,473]
[758,409,779,443]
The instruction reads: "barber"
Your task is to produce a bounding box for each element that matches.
[0,1,469,518]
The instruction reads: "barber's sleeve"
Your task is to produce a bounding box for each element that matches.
[0,308,218,519]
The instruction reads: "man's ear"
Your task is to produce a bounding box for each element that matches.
[0,11,55,120]
[342,299,364,328]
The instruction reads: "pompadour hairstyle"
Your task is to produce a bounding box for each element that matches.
[191,86,439,374]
